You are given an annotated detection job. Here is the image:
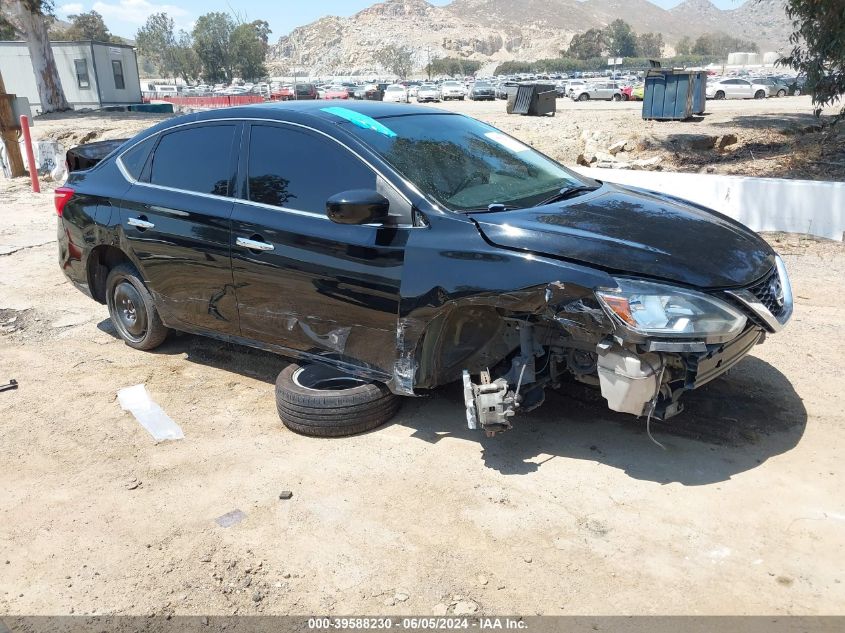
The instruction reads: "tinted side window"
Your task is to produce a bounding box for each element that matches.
[150,125,236,196]
[247,125,375,212]
[120,136,155,180]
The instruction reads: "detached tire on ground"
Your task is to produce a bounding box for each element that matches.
[275,362,400,437]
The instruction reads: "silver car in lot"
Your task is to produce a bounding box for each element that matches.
[440,80,466,101]
[706,78,769,100]
[570,81,626,102]
[416,84,441,103]
[751,77,790,98]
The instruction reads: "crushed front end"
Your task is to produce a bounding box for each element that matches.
[460,256,793,436]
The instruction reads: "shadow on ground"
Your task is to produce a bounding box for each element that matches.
[397,356,806,486]
[97,320,806,487]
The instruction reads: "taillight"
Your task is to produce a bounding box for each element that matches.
[54,186,74,217]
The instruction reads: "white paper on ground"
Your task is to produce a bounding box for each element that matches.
[117,384,184,441]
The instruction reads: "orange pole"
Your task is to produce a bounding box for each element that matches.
[19,115,39,193]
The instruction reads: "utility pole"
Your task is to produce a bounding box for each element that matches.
[0,68,26,178]
[426,46,432,81]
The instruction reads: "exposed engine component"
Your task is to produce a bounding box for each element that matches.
[596,345,664,417]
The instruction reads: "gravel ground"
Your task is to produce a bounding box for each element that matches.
[0,99,844,616]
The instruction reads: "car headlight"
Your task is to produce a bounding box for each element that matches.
[596,278,747,342]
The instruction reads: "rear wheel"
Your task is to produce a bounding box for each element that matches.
[754,90,766,99]
[275,362,400,437]
[715,90,725,100]
[612,93,622,102]
[106,264,169,350]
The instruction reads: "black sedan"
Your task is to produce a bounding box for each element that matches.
[57,101,793,438]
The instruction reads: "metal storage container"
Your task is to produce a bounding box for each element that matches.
[642,70,694,121]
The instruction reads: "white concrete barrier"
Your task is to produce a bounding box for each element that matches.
[571,167,845,241]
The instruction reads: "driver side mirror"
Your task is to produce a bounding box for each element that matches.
[326,189,390,225]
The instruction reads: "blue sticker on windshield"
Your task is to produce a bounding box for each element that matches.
[321,106,397,137]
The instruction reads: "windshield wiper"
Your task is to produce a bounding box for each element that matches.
[534,183,601,207]
[463,203,521,213]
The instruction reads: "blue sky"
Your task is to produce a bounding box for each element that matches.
[56,0,748,39]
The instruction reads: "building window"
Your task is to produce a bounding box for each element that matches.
[112,60,125,90]
[74,59,90,89]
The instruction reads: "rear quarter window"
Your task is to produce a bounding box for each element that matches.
[119,136,156,180]
[149,125,237,196]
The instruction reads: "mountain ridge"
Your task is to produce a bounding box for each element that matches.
[267,0,791,75]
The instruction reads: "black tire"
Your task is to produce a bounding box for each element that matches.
[578,93,589,102]
[777,89,786,97]
[715,90,725,100]
[612,93,622,102]
[754,90,766,100]
[275,362,399,437]
[105,263,169,350]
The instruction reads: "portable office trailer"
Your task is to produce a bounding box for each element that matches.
[0,40,141,113]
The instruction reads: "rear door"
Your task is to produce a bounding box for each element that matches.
[118,122,241,334]
[229,122,410,377]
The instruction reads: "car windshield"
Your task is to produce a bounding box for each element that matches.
[475,82,492,88]
[443,82,460,87]
[386,86,404,91]
[338,113,586,211]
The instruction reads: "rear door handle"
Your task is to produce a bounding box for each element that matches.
[127,217,155,229]
[236,236,275,252]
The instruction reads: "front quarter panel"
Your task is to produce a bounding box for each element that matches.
[395,211,617,392]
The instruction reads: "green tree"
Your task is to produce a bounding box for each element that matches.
[51,10,115,42]
[192,12,235,83]
[173,30,201,83]
[427,57,481,77]
[567,28,605,60]
[7,0,69,111]
[374,44,414,78]
[675,35,693,56]
[636,32,664,58]
[604,19,637,58]
[230,20,270,80]
[692,32,758,57]
[780,0,845,119]
[135,13,177,78]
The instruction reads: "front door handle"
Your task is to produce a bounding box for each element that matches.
[236,236,275,252]
[127,217,155,230]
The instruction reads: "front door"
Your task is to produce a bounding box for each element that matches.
[229,122,410,378]
[119,122,241,334]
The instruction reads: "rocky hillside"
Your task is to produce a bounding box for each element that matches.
[267,0,792,76]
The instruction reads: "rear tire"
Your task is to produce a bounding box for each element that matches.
[275,362,399,437]
[715,91,725,100]
[106,263,169,351]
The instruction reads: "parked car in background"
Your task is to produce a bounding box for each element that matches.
[58,101,793,438]
[364,83,389,101]
[353,85,367,100]
[382,84,409,103]
[293,83,318,100]
[752,77,789,98]
[631,83,645,101]
[416,84,441,103]
[562,80,587,97]
[440,81,466,101]
[270,85,294,101]
[571,81,626,102]
[706,78,768,100]
[324,85,351,100]
[496,81,518,99]
[469,81,496,101]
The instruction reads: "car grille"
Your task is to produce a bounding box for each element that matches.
[747,266,786,319]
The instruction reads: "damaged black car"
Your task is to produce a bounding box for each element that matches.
[57,101,793,437]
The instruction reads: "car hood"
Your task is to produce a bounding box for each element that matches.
[470,184,775,288]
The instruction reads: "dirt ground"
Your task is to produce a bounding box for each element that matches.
[1,99,844,616]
